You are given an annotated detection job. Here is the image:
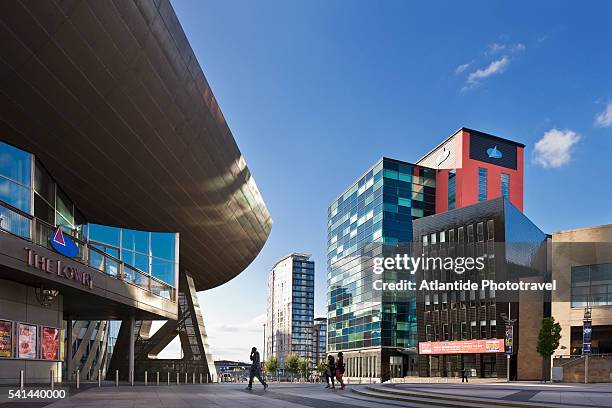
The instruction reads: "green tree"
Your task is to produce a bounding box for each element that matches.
[316,359,327,375]
[285,354,300,381]
[297,358,309,381]
[536,316,562,382]
[264,355,278,375]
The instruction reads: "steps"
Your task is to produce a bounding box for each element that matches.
[351,385,556,408]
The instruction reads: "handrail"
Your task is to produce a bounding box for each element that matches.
[0,199,175,301]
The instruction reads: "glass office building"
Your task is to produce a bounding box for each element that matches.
[327,158,435,381]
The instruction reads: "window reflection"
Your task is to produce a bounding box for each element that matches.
[88,224,177,287]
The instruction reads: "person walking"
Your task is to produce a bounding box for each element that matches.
[325,354,336,389]
[335,352,346,390]
[461,367,469,383]
[321,358,329,386]
[246,347,268,391]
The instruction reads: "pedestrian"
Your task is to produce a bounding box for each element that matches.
[246,347,268,391]
[325,354,336,389]
[462,367,469,383]
[335,352,346,390]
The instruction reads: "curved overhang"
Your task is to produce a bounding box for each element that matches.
[0,0,272,290]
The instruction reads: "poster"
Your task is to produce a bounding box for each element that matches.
[0,320,12,358]
[505,324,514,355]
[17,323,37,359]
[583,320,592,354]
[41,327,59,360]
[419,339,505,355]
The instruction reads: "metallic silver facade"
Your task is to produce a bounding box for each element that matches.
[0,0,272,291]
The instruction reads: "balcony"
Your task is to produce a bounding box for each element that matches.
[0,200,175,301]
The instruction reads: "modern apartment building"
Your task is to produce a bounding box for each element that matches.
[267,254,315,371]
[312,317,327,367]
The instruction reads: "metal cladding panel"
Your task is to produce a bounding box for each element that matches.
[413,197,506,239]
[0,0,272,290]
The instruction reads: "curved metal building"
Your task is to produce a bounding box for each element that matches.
[0,0,271,384]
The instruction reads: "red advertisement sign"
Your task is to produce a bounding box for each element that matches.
[41,327,59,360]
[419,339,505,355]
[0,320,12,358]
[17,323,37,359]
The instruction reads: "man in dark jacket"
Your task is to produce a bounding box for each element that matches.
[246,347,268,390]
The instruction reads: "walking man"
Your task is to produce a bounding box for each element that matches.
[246,347,268,390]
[462,367,469,383]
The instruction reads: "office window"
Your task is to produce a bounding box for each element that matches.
[501,173,510,199]
[448,170,456,210]
[478,168,488,202]
[571,263,612,307]
[0,141,32,214]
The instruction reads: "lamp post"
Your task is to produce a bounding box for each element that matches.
[263,323,266,363]
[583,306,592,384]
[500,310,516,383]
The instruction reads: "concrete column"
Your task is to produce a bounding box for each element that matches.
[66,318,73,381]
[128,317,135,385]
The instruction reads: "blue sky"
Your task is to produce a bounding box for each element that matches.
[161,0,612,361]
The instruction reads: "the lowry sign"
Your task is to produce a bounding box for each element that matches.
[24,247,93,289]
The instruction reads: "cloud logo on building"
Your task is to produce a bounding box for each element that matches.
[486,146,502,159]
[50,227,79,258]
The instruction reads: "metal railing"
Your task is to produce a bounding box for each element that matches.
[0,200,175,301]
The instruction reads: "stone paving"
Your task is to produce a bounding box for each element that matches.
[2,381,610,408]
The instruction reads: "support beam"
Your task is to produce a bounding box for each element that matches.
[66,318,73,382]
[107,270,217,381]
[129,316,135,385]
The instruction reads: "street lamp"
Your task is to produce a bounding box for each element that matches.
[500,312,516,382]
[263,323,266,363]
[583,306,592,384]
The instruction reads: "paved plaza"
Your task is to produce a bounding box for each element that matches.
[2,381,607,408]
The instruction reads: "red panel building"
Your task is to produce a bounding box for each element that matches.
[417,128,524,214]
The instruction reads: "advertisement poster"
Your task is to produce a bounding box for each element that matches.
[41,327,59,360]
[505,324,514,355]
[0,320,12,358]
[583,320,592,354]
[17,323,37,359]
[419,339,505,355]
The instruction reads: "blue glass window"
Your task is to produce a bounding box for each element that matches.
[88,224,120,247]
[448,170,456,210]
[151,232,175,262]
[501,173,510,199]
[0,141,32,213]
[478,168,488,202]
[122,228,149,254]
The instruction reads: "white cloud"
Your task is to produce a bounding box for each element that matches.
[485,43,506,55]
[533,129,581,168]
[463,56,510,90]
[595,101,612,127]
[512,43,526,52]
[207,313,266,334]
[455,63,471,74]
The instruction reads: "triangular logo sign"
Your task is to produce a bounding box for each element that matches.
[53,227,66,246]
